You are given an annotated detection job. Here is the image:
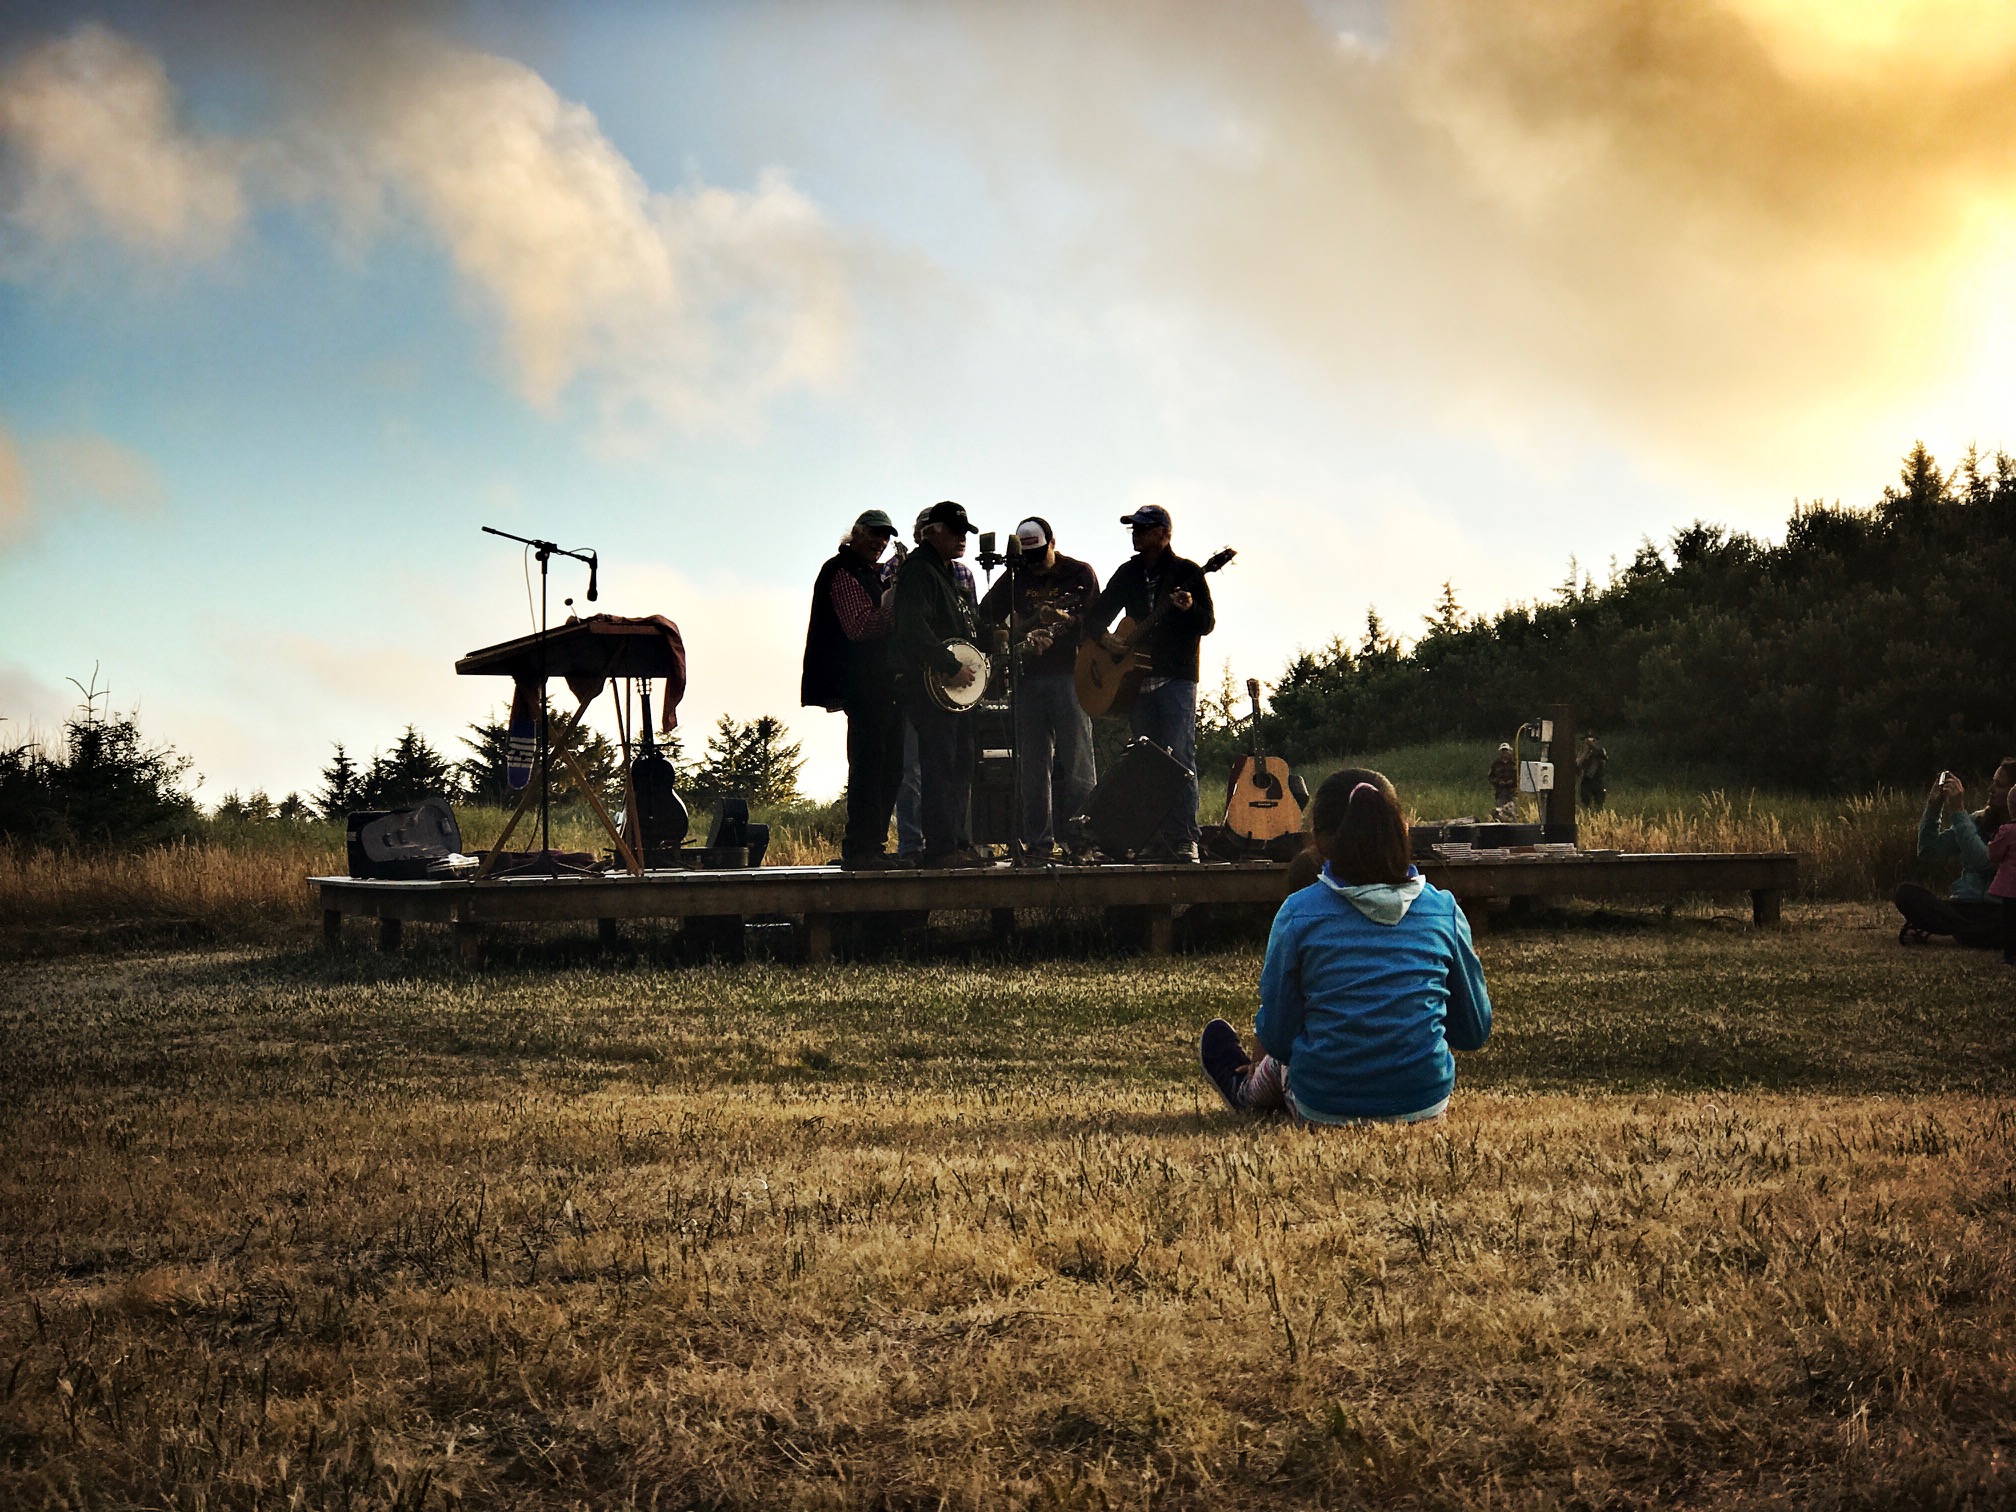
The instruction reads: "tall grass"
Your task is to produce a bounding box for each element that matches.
[0,800,845,941]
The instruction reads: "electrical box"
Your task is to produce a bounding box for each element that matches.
[1518,760,1554,793]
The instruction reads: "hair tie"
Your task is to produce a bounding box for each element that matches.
[1350,782,1379,800]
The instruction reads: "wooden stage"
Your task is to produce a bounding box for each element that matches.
[312,851,1799,965]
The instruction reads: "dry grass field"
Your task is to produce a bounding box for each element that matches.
[3,904,2013,1509]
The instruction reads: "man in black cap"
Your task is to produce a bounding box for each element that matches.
[801,509,907,868]
[978,516,1101,856]
[893,500,989,866]
[1087,504,1215,860]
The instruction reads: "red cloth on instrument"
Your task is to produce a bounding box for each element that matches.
[630,615,686,731]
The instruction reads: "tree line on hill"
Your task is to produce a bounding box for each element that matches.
[1254,443,2016,791]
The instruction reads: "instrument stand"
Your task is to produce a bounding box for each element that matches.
[479,526,606,879]
[979,534,1030,867]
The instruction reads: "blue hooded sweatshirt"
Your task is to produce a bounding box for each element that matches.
[1256,865,1493,1122]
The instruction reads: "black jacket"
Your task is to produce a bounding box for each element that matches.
[1090,550,1216,684]
[801,548,891,709]
[893,544,981,686]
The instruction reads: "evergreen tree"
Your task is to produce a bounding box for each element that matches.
[1424,581,1464,639]
[690,714,803,806]
[360,727,457,808]
[319,744,362,819]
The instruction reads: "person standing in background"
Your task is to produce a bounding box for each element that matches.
[1577,733,1608,811]
[1488,742,1518,822]
[978,517,1100,858]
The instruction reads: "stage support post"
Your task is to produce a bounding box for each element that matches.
[1751,889,1782,927]
[1547,703,1577,839]
[378,915,403,953]
[323,909,342,950]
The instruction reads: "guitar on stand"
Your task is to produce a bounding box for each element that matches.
[1223,677,1307,851]
[1074,547,1236,717]
[622,678,688,866]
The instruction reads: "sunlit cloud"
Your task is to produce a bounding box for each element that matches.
[0,24,244,257]
[0,22,853,433]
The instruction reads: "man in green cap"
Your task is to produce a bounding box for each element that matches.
[801,509,908,868]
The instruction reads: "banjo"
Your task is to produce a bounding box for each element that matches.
[925,639,991,712]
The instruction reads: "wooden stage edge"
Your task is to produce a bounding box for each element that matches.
[312,852,1800,966]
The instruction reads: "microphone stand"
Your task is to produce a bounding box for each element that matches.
[976,531,1028,867]
[482,526,599,877]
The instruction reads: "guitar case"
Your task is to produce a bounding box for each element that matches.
[1077,738,1193,856]
[346,794,463,879]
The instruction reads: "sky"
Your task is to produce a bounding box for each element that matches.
[3,0,2015,803]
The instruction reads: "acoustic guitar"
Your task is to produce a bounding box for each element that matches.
[1223,677,1304,842]
[1073,547,1236,717]
[623,679,688,859]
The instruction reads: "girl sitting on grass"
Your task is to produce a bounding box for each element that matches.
[1201,769,1492,1124]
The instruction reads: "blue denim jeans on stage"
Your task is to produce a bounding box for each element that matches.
[1017,674,1097,849]
[1130,677,1199,849]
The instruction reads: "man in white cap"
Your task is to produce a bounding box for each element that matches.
[1489,742,1518,822]
[978,516,1101,857]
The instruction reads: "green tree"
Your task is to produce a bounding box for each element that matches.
[459,711,643,814]
[319,745,362,819]
[360,727,457,809]
[0,690,198,850]
[691,714,803,806]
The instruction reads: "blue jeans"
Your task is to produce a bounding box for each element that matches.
[1130,678,1198,848]
[1016,674,1097,849]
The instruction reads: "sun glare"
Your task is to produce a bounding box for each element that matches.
[1728,0,2016,84]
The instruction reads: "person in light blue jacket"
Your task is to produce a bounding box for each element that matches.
[1201,768,1492,1125]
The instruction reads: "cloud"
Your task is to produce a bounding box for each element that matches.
[355,43,849,429]
[0,21,851,432]
[0,425,164,550]
[31,433,165,515]
[0,23,244,256]
[0,423,26,544]
[913,0,2016,482]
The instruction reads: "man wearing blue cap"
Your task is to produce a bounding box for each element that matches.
[1087,504,1216,861]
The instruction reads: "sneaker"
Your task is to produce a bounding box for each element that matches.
[1199,1018,1251,1112]
[840,852,896,871]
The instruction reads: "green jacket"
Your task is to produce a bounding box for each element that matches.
[893,544,981,684]
[1918,800,1996,901]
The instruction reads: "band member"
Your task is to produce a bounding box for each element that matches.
[896,505,979,859]
[893,499,988,867]
[800,509,905,869]
[1087,504,1216,861]
[978,517,1100,856]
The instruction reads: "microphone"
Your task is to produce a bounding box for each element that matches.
[586,553,599,602]
[1007,533,1023,559]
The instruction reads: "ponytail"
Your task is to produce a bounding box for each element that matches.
[1307,768,1409,885]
